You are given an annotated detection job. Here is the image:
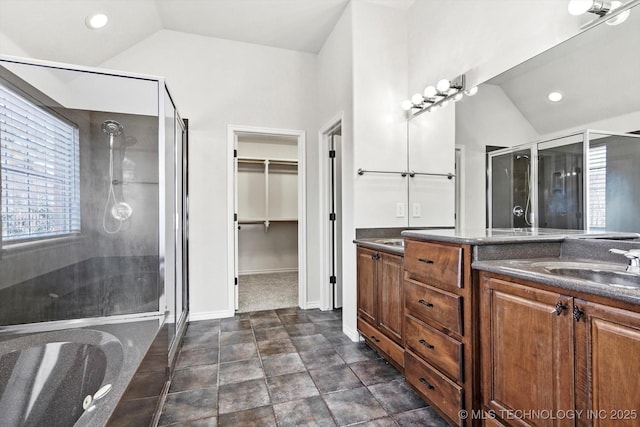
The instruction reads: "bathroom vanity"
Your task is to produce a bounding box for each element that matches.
[355,229,640,427]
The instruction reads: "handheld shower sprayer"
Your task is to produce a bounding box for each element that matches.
[101,120,132,234]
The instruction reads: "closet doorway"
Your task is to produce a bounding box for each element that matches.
[228,126,306,313]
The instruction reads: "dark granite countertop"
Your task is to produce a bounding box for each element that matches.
[473,257,640,306]
[401,227,640,245]
[356,227,640,306]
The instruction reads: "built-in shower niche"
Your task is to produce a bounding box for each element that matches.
[488,130,640,233]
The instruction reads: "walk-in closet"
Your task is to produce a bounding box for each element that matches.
[236,134,299,312]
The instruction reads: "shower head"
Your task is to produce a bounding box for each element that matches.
[102,120,123,137]
[515,154,529,160]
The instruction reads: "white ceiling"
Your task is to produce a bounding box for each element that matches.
[488,7,640,135]
[0,0,414,66]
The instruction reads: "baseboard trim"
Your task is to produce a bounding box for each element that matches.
[302,300,321,310]
[189,309,235,321]
[343,324,360,342]
[239,268,298,276]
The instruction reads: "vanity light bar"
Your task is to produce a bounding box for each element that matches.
[401,74,477,117]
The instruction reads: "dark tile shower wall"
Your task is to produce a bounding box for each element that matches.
[0,256,159,326]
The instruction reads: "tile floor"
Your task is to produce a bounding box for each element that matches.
[158,307,451,426]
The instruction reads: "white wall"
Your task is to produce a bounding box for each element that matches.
[316,3,355,333]
[352,1,408,229]
[100,29,318,319]
[407,0,580,92]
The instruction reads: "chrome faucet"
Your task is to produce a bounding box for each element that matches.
[609,248,640,273]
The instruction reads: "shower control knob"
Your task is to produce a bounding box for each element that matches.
[512,206,525,217]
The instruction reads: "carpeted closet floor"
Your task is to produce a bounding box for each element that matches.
[238,272,298,312]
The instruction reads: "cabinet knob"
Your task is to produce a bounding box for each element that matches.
[370,335,380,343]
[419,377,435,390]
[554,301,568,315]
[418,299,434,308]
[418,339,434,349]
[573,306,585,322]
[417,258,434,264]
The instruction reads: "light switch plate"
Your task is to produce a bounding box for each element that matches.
[396,202,405,218]
[412,203,421,218]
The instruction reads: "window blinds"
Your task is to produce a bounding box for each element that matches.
[588,145,606,229]
[0,83,80,242]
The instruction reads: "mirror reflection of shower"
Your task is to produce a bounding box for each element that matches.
[102,120,133,234]
[514,154,531,226]
[490,149,532,228]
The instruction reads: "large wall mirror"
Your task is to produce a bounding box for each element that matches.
[455,1,640,231]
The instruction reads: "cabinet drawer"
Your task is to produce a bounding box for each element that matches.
[405,350,463,426]
[405,280,463,335]
[404,240,462,291]
[405,314,463,382]
[357,318,404,369]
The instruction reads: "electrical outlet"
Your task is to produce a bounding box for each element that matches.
[396,202,405,218]
[412,203,421,218]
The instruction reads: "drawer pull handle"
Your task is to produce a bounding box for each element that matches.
[419,377,435,390]
[418,299,434,308]
[418,339,434,349]
[370,335,380,343]
[417,258,434,264]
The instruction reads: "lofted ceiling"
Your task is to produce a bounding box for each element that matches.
[0,0,414,66]
[488,6,640,136]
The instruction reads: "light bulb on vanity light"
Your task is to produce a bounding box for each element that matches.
[607,1,631,25]
[411,93,424,106]
[568,0,595,16]
[423,86,437,99]
[453,92,464,101]
[401,99,413,111]
[436,79,451,93]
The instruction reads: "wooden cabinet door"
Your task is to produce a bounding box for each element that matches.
[480,275,575,427]
[357,247,377,325]
[377,252,403,344]
[574,299,640,427]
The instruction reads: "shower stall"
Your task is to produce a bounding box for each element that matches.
[488,130,640,232]
[0,57,188,363]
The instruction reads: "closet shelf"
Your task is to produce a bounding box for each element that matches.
[238,217,298,232]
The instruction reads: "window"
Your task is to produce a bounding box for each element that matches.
[0,83,80,242]
[588,144,606,230]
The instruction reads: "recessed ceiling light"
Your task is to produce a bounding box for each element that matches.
[548,91,563,102]
[86,13,108,30]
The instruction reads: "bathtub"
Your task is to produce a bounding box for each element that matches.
[0,329,124,427]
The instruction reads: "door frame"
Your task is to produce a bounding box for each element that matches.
[227,124,307,311]
[318,113,343,311]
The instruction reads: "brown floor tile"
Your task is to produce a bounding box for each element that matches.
[218,379,271,414]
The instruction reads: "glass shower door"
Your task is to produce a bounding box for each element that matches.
[537,135,584,229]
[489,148,532,228]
